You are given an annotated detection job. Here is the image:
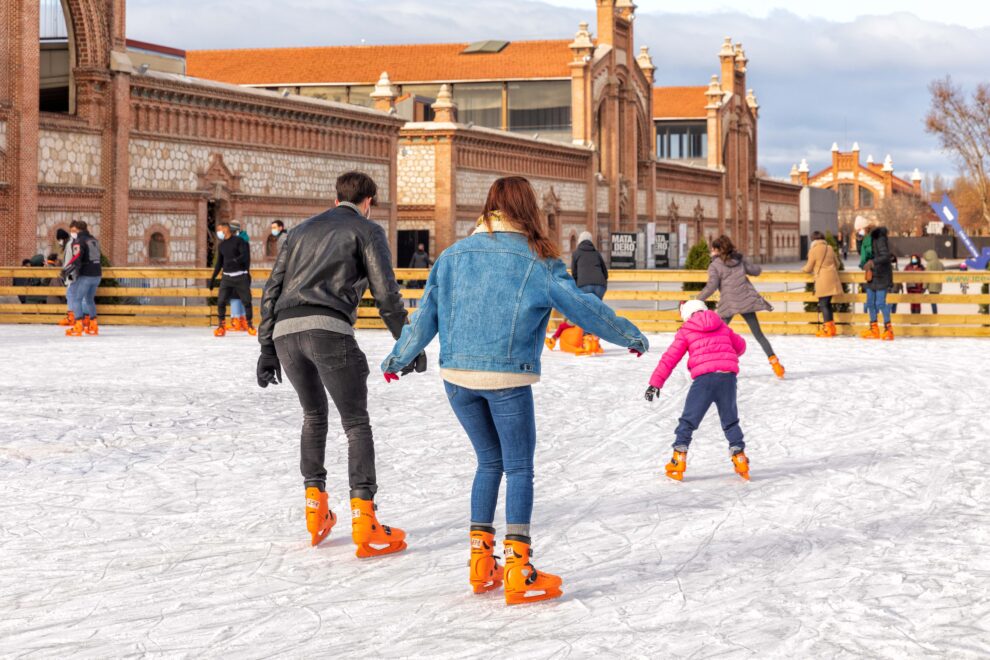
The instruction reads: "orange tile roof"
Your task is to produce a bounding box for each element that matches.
[186,40,574,86]
[653,86,707,119]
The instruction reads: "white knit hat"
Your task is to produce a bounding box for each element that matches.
[578,231,594,244]
[680,300,708,322]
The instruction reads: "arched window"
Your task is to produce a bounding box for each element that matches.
[569,234,577,253]
[265,234,279,258]
[39,0,73,113]
[149,232,167,262]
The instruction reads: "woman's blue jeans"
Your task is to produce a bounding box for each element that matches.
[866,288,891,324]
[444,382,536,525]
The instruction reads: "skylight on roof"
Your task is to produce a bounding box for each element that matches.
[462,40,510,54]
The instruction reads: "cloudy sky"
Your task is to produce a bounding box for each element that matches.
[125,0,990,181]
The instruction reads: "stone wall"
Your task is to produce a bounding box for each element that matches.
[655,191,720,222]
[597,183,609,214]
[397,144,435,206]
[38,130,102,187]
[127,213,198,265]
[0,119,7,153]
[455,170,586,211]
[36,211,101,256]
[129,139,391,201]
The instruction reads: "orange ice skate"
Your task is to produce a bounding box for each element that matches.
[350,498,407,559]
[469,527,503,594]
[503,537,562,605]
[305,487,337,547]
[665,449,687,481]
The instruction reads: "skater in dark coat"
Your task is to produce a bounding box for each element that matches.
[548,231,611,352]
[257,171,413,556]
[904,254,926,314]
[209,222,254,336]
[697,235,785,378]
[860,226,894,340]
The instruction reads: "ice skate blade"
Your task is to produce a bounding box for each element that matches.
[736,472,750,481]
[665,471,684,481]
[505,588,563,605]
[355,540,407,559]
[471,580,503,594]
[309,517,336,547]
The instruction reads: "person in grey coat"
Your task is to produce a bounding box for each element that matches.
[697,235,785,378]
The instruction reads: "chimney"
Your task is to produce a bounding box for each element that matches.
[431,84,457,123]
[911,168,923,195]
[616,0,636,21]
[370,72,398,113]
[745,88,759,117]
[790,164,800,184]
[569,21,595,60]
[705,75,723,169]
[799,158,810,186]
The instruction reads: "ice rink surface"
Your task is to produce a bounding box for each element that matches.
[1,326,988,658]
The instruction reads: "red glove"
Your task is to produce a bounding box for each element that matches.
[629,348,643,358]
[384,372,400,383]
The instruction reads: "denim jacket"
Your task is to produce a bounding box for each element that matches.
[381,225,648,377]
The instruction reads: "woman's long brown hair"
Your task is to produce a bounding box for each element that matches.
[712,235,736,262]
[480,176,560,260]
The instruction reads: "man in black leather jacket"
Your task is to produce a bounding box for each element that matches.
[256,171,419,554]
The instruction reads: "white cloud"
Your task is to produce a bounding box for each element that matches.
[126,0,990,179]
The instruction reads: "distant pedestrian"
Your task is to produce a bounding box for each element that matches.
[802,231,843,337]
[697,235,785,378]
[904,254,926,314]
[407,242,432,307]
[209,222,255,337]
[62,220,102,336]
[271,220,288,254]
[54,228,76,327]
[227,221,250,331]
[860,226,894,341]
[923,250,943,314]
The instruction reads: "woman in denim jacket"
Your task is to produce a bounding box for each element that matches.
[382,176,648,605]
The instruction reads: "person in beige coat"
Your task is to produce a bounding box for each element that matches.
[802,231,843,337]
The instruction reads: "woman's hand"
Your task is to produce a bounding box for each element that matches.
[644,386,660,402]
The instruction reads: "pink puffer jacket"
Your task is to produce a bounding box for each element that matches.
[649,310,747,389]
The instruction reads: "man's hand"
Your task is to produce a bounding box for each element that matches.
[401,351,428,376]
[644,386,660,402]
[257,349,282,388]
[209,278,217,292]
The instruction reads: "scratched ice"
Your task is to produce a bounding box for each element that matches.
[1,326,988,658]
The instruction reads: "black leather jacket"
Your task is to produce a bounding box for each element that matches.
[258,204,407,350]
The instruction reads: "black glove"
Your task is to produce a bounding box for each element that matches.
[257,348,282,388]
[401,351,428,376]
[209,278,217,291]
[644,386,660,402]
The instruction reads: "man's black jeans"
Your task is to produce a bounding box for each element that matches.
[274,329,377,497]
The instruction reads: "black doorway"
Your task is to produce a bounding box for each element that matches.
[398,230,430,268]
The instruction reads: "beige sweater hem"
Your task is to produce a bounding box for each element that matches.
[441,368,539,390]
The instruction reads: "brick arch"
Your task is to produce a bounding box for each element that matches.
[60,0,114,70]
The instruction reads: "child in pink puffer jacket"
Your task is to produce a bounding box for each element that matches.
[645,300,751,481]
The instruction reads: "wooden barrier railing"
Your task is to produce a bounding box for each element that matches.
[2,267,989,337]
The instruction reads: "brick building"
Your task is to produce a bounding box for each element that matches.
[1,0,402,269]
[791,143,924,229]
[189,0,802,264]
[1,0,801,268]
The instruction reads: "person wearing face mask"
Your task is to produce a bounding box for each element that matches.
[224,221,250,331]
[256,171,417,556]
[209,222,255,337]
[904,254,926,314]
[271,221,288,253]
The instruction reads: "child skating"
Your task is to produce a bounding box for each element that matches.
[645,300,751,481]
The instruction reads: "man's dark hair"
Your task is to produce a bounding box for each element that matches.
[217,222,230,230]
[272,220,285,230]
[22,259,31,266]
[811,231,825,241]
[56,228,70,242]
[336,171,377,206]
[69,220,88,231]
